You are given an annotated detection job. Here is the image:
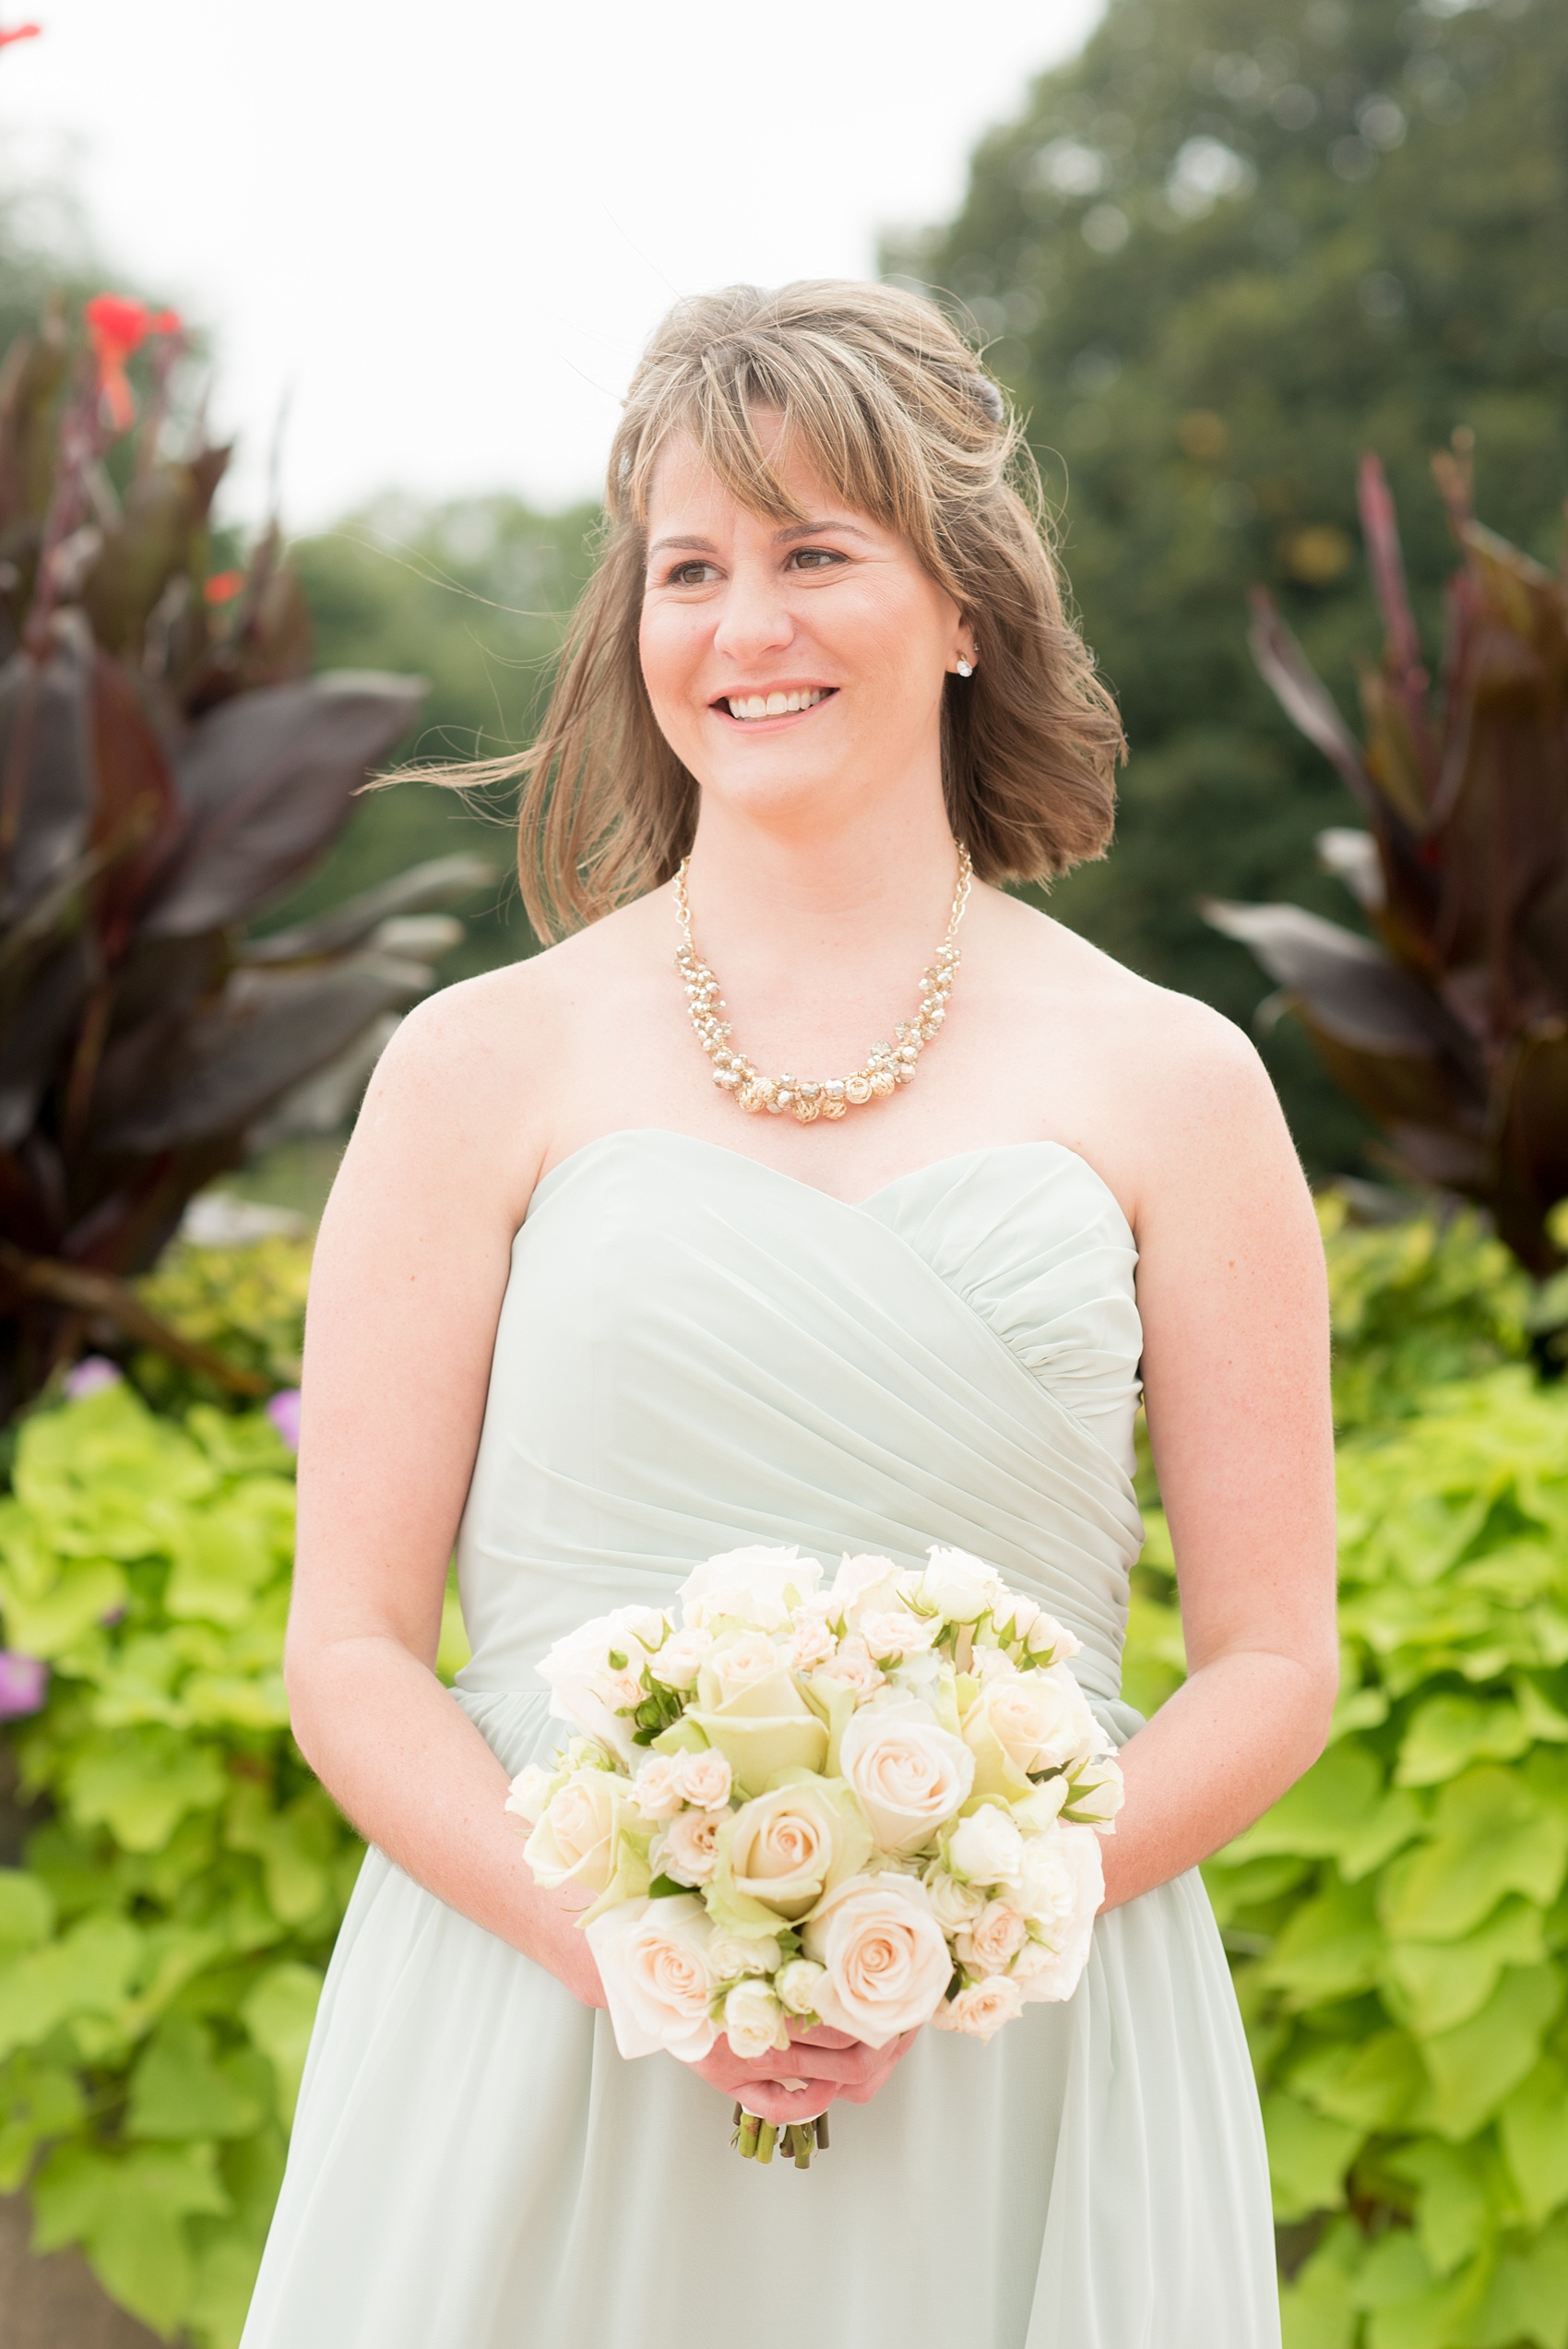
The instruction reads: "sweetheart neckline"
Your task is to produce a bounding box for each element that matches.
[528,1127,1134,1237]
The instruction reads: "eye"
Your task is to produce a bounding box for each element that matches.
[789,547,847,572]
[662,559,718,587]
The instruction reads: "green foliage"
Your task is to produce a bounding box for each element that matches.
[1128,1202,1568,2347]
[279,499,600,979]
[898,0,1568,1176]
[132,1234,313,1413]
[0,1377,360,2344]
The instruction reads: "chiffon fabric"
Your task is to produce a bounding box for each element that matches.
[241,1130,1279,2349]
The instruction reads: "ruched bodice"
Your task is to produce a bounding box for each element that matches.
[243,1127,1279,2349]
[457,1131,1144,1707]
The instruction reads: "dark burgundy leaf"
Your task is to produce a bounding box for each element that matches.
[242,853,496,965]
[0,608,94,927]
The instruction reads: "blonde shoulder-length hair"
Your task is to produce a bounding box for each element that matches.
[450,280,1123,942]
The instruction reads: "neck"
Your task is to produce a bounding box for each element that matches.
[681,783,960,963]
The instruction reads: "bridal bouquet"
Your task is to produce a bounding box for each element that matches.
[505,1544,1123,2167]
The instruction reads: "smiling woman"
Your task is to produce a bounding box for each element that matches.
[247,278,1336,2349]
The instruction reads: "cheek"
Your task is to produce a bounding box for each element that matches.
[637,605,703,724]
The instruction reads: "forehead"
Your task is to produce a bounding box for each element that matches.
[643,422,874,540]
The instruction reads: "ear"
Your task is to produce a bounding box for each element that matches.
[949,624,978,676]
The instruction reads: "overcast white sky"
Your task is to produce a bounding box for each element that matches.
[0,0,1101,528]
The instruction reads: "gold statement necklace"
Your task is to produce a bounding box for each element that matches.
[672,845,973,1124]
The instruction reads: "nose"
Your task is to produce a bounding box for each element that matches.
[710,555,796,666]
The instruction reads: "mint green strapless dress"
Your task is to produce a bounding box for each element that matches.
[241,1132,1279,2349]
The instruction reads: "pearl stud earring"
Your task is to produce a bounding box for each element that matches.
[955,657,974,678]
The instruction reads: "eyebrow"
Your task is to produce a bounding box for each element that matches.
[647,518,873,557]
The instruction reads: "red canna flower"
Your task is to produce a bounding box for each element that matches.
[204,569,245,605]
[82,292,183,432]
[0,25,42,50]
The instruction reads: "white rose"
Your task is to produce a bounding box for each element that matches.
[503,1763,553,1829]
[922,1864,986,1934]
[919,1545,1004,1625]
[776,1957,827,2016]
[860,1609,937,1659]
[672,1749,732,1811]
[1027,1610,1082,1664]
[828,1553,918,1628]
[946,1804,1025,1890]
[523,1769,634,1898]
[716,1781,871,1924]
[1011,1827,1104,2005]
[708,1931,782,1980]
[786,1617,837,1673]
[993,1590,1040,1641]
[707,1630,784,1702]
[724,1978,788,2060]
[931,1976,1024,2041]
[537,1606,663,1761]
[655,1808,722,1887]
[631,1754,685,1822]
[802,1874,953,2048]
[1061,1755,1124,1830]
[586,1894,717,2061]
[838,1701,975,1854]
[647,1626,713,1690]
[679,1545,823,1631]
[954,1898,1028,1976]
[811,1636,884,1704]
[967,1664,1101,1779]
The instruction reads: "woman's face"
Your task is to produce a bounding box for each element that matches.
[638,419,972,836]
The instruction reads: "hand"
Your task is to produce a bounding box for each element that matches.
[691,2021,920,2126]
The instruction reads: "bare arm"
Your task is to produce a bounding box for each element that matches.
[1099,1012,1339,1912]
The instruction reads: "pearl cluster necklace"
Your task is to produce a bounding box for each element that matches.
[672,846,973,1123]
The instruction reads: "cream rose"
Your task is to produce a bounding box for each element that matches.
[1017,1822,1105,1941]
[837,1701,975,1854]
[1026,1613,1081,1663]
[931,1976,1024,2041]
[706,1631,785,1702]
[786,1616,837,1673]
[647,1626,713,1690]
[922,1864,987,1935]
[965,1663,1101,1780]
[679,1545,822,1631]
[811,1636,884,1705]
[776,1957,827,2016]
[655,1808,722,1887]
[689,1653,828,1796]
[1061,1756,1124,1830]
[946,1803,1026,1890]
[503,1762,553,1829]
[955,1898,1028,1976]
[537,1605,665,1762]
[672,1748,732,1811]
[631,1754,684,1822]
[707,1931,782,1980]
[828,1553,917,1628]
[802,1873,954,2047]
[860,1609,938,1660]
[919,1546,1004,1625]
[713,1779,872,1925]
[523,1769,635,1899]
[586,1893,717,2061]
[724,1979,789,2060]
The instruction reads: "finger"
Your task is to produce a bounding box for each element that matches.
[790,2024,858,2050]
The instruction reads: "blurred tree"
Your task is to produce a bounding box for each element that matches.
[282,500,600,977]
[891,0,1566,1174]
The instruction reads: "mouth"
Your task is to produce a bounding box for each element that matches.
[711,686,837,724]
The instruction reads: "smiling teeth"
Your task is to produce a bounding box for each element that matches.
[726,688,826,720]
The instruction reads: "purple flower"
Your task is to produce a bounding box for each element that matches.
[266,1389,302,1452]
[65,1355,123,1400]
[0,1651,48,1720]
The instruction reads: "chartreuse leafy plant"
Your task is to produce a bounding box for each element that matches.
[0,1375,362,2345]
[1129,1201,1568,2349]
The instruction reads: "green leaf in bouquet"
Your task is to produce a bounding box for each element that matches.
[1499,2057,1568,2228]
[31,2137,231,2335]
[1264,1875,1384,2008]
[63,1723,228,1850]
[0,2048,86,2192]
[0,1912,142,2062]
[1412,1963,1562,2140]
[1384,1897,1547,2036]
[126,2014,270,2141]
[240,1962,323,2126]
[1379,1768,1568,1942]
[647,1873,689,1900]
[1396,1695,1533,1787]
[1290,2030,1425,2131]
[1260,2090,1361,2222]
